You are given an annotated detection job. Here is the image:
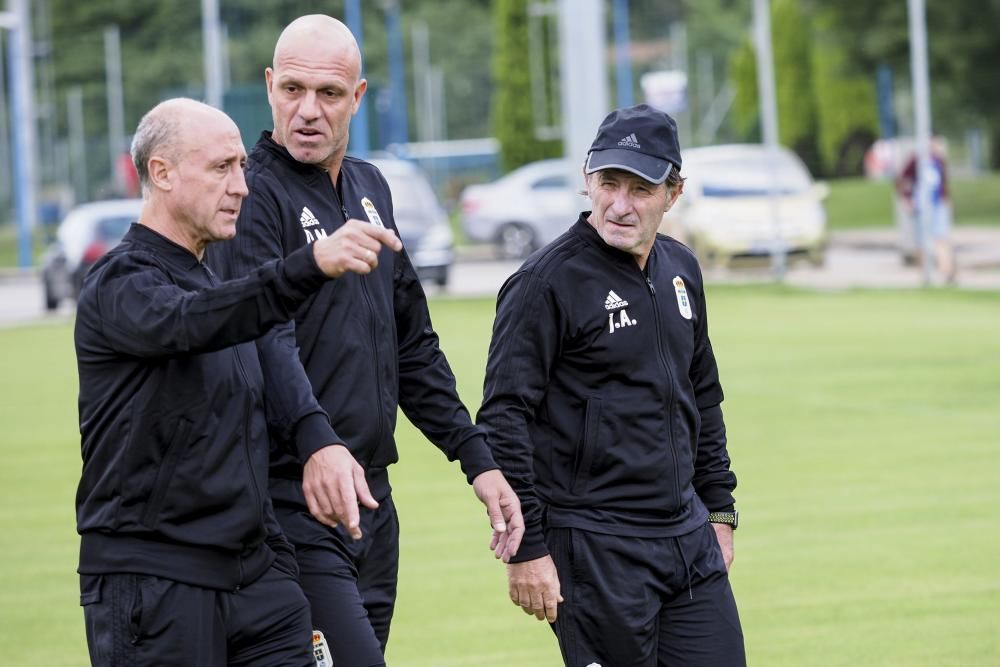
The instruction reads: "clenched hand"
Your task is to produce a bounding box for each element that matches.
[312,219,402,278]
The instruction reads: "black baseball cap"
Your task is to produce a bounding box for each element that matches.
[585,104,681,184]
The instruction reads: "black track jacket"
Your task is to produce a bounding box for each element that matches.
[75,224,330,589]
[478,216,737,563]
[209,133,495,504]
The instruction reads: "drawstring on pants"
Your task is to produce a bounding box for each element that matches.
[674,536,693,600]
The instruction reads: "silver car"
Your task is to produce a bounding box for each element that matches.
[40,199,143,311]
[369,158,454,286]
[459,159,581,258]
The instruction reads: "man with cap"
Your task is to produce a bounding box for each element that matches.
[477,104,745,666]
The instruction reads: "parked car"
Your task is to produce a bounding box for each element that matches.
[369,158,454,286]
[660,144,828,267]
[459,158,581,258]
[40,198,143,311]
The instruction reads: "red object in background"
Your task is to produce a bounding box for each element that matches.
[116,152,140,198]
[82,240,108,265]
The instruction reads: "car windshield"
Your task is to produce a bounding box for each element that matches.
[96,216,135,242]
[693,154,812,197]
[379,171,438,234]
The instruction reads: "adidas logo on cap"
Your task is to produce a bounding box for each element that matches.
[604,290,629,310]
[617,133,640,149]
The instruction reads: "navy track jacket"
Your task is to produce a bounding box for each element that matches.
[209,133,495,504]
[478,216,737,563]
[75,223,330,589]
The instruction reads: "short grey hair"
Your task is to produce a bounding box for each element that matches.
[130,103,183,196]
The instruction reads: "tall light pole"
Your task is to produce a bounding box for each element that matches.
[383,0,408,149]
[907,0,934,285]
[612,0,633,108]
[104,25,125,191]
[201,0,224,109]
[67,86,86,202]
[752,0,786,281]
[344,0,369,158]
[558,0,608,169]
[3,0,37,269]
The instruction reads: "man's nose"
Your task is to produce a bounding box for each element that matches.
[231,166,249,197]
[298,90,320,121]
[610,190,632,216]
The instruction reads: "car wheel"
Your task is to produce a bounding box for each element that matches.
[434,267,449,288]
[807,247,826,268]
[495,223,536,259]
[43,278,59,312]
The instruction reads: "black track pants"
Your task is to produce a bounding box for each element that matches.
[548,522,746,667]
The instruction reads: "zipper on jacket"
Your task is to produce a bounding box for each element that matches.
[200,261,263,586]
[643,266,681,509]
[203,261,265,542]
[233,348,264,525]
[328,178,385,461]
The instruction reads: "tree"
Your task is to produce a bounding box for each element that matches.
[819,0,1000,168]
[492,0,561,171]
[729,0,877,176]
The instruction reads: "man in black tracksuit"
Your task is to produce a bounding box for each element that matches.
[478,105,746,666]
[75,98,401,666]
[209,15,522,665]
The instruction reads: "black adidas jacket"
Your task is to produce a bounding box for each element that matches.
[477,215,737,563]
[75,223,330,589]
[209,133,495,504]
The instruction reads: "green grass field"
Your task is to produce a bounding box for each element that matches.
[1,288,999,665]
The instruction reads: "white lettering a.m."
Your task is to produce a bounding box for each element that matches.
[304,228,329,244]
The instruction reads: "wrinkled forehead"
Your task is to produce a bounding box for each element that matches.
[273,25,361,75]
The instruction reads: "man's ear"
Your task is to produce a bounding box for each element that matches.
[352,78,368,114]
[664,181,684,213]
[147,155,173,192]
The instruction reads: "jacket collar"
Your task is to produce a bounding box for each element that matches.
[124,223,202,271]
[253,131,335,188]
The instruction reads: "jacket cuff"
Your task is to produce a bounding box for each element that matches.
[281,244,328,297]
[455,436,499,484]
[293,413,342,465]
[699,485,736,513]
[507,520,549,563]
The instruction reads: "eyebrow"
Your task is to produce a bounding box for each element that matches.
[275,73,348,93]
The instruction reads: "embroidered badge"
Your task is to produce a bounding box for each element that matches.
[673,276,693,320]
[313,630,332,667]
[361,197,385,228]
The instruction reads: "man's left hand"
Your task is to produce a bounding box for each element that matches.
[472,469,524,562]
[711,522,735,571]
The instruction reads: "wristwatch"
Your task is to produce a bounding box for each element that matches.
[708,510,738,530]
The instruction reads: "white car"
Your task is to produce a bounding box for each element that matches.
[369,158,454,286]
[459,159,581,258]
[661,144,828,267]
[40,199,143,310]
